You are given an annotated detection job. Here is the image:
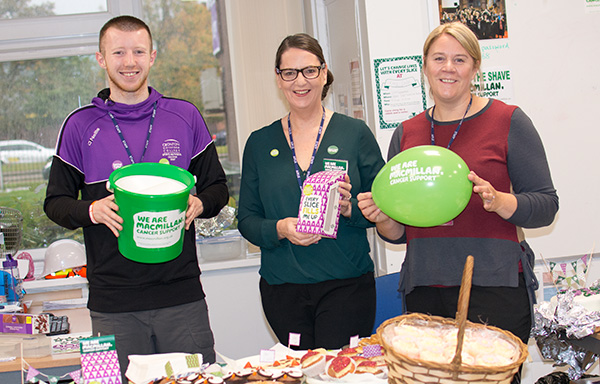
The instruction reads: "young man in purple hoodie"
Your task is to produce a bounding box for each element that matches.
[44,15,228,380]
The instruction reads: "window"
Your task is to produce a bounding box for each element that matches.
[0,0,239,249]
[2,1,108,19]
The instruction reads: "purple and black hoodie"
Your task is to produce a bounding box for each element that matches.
[44,87,229,313]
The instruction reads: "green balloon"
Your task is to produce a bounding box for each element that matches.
[371,145,472,227]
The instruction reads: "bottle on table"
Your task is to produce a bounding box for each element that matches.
[1,253,24,305]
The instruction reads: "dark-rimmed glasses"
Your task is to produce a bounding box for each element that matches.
[276,63,325,81]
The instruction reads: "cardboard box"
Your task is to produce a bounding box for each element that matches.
[0,333,51,358]
[0,313,50,334]
[296,171,346,238]
[126,352,203,384]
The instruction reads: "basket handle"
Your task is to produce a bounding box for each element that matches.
[451,255,474,377]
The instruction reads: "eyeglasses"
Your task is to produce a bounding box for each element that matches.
[276,63,325,81]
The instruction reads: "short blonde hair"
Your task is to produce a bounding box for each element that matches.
[423,22,481,72]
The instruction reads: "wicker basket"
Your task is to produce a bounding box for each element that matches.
[376,256,529,384]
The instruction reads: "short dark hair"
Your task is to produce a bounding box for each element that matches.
[99,15,152,53]
[275,33,334,101]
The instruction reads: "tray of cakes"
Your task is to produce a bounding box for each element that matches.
[231,341,388,384]
[137,339,389,384]
[298,345,387,383]
[124,350,305,384]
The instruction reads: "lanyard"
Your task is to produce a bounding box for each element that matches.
[288,106,326,191]
[430,95,472,149]
[108,102,157,164]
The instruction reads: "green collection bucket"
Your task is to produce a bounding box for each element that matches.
[108,162,195,263]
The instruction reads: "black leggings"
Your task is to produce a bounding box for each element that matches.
[260,272,376,350]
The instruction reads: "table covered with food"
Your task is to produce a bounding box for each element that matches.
[120,256,528,384]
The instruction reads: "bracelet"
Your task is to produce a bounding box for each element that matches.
[89,201,99,224]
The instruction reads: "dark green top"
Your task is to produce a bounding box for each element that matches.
[237,112,385,285]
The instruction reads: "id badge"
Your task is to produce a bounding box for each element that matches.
[323,158,348,172]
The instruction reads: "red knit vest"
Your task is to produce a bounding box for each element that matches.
[399,100,519,244]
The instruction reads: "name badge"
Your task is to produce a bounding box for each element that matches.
[323,158,348,172]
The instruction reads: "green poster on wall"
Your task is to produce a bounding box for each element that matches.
[373,56,427,130]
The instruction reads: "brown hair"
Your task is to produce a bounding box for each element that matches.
[275,33,334,100]
[99,15,153,53]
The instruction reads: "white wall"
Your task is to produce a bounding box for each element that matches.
[361,1,600,260]
[503,2,600,258]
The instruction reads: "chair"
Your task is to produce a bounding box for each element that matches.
[373,272,404,334]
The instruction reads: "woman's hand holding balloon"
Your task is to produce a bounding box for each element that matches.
[358,192,406,240]
[468,171,517,220]
[277,217,321,246]
[357,192,387,223]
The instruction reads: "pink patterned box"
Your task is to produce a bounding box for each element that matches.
[80,335,122,384]
[296,171,346,239]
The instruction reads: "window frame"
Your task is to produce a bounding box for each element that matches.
[0,0,142,62]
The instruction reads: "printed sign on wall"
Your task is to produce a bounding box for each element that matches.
[374,56,427,130]
[473,66,514,102]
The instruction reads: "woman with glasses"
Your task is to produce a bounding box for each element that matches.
[237,33,385,350]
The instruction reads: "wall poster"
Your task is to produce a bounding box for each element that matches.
[373,56,427,130]
[473,66,513,102]
[428,0,514,103]
[585,0,600,13]
[437,0,508,40]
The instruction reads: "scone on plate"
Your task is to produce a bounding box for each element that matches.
[326,356,356,378]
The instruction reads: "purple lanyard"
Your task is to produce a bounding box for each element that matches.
[430,96,472,149]
[288,106,326,191]
[109,102,157,164]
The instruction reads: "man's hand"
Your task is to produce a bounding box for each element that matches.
[90,195,123,237]
[185,195,204,230]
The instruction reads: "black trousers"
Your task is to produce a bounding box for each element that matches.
[259,272,376,350]
[405,273,531,384]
